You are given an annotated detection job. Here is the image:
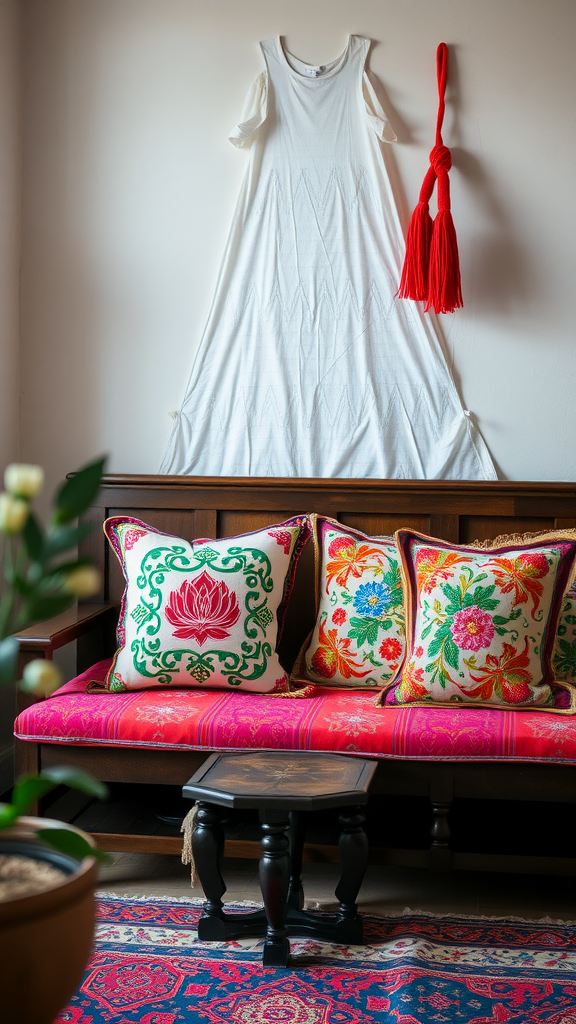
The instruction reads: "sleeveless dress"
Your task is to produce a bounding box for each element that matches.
[160,36,496,480]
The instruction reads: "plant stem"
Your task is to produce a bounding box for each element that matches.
[0,536,17,641]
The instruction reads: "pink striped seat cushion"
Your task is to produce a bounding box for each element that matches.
[13,659,576,764]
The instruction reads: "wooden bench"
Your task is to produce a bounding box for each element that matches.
[15,475,576,875]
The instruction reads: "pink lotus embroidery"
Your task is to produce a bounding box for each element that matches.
[450,605,495,652]
[165,572,241,646]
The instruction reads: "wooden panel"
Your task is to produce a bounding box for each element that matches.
[107,507,196,540]
[459,516,553,544]
[194,509,217,538]
[40,744,208,785]
[515,497,576,518]
[338,513,430,536]
[429,514,459,543]
[217,509,295,537]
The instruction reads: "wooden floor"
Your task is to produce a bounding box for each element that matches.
[98,852,576,921]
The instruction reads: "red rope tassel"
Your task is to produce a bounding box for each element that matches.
[398,43,463,314]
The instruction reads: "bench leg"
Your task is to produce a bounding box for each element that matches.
[430,801,452,872]
[260,813,291,967]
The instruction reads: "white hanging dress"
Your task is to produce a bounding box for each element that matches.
[160,36,496,480]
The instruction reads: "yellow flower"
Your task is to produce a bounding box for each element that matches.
[21,659,63,697]
[63,565,100,598]
[4,463,44,499]
[0,492,29,533]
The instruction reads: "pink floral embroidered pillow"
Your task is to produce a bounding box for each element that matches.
[95,515,310,693]
[391,530,576,709]
[294,517,405,689]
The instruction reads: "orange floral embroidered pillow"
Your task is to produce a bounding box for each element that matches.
[294,517,405,689]
[391,530,576,709]
[94,515,310,694]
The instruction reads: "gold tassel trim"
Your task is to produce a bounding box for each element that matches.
[181,804,199,888]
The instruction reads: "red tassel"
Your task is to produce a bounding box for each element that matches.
[426,209,462,314]
[398,43,463,313]
[398,201,433,301]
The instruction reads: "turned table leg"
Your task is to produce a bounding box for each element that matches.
[334,806,367,943]
[287,811,306,910]
[259,812,291,966]
[193,802,228,940]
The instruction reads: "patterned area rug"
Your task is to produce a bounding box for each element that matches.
[56,895,576,1023]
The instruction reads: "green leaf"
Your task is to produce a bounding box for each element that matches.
[41,557,93,590]
[442,584,463,608]
[464,584,499,612]
[553,638,576,676]
[24,593,74,623]
[444,637,460,671]
[348,616,379,647]
[364,649,382,668]
[492,615,509,625]
[53,457,106,526]
[427,636,444,658]
[36,828,111,864]
[341,592,353,604]
[23,512,44,562]
[40,766,109,800]
[565,615,576,625]
[43,523,94,561]
[7,573,34,598]
[0,636,19,686]
[11,774,59,815]
[0,803,18,829]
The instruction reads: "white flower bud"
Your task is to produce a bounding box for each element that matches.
[0,492,29,533]
[21,659,63,697]
[4,464,44,499]
[63,565,100,598]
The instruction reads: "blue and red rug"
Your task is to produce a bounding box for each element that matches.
[57,894,576,1023]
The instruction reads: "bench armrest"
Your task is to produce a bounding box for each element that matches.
[15,603,118,655]
[14,604,118,712]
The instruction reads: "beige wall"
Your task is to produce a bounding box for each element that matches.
[0,0,20,793]
[18,0,576,489]
[0,0,21,473]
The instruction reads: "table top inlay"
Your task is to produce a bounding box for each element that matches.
[183,750,377,811]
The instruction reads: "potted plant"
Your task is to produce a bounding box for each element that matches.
[0,459,110,1024]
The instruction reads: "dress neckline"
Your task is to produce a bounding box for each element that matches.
[276,35,352,81]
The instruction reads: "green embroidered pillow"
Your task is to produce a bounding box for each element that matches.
[553,584,576,685]
[391,529,576,709]
[292,516,405,689]
[96,515,310,693]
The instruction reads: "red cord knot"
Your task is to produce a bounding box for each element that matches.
[430,144,452,174]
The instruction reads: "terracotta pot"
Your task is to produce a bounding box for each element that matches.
[0,816,98,1024]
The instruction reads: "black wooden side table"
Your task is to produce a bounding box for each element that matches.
[182,750,377,966]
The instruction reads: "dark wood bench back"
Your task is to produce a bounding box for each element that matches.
[80,476,576,669]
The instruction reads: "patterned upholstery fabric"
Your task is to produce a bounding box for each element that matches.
[14,659,576,764]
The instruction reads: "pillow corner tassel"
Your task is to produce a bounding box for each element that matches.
[398,42,463,315]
